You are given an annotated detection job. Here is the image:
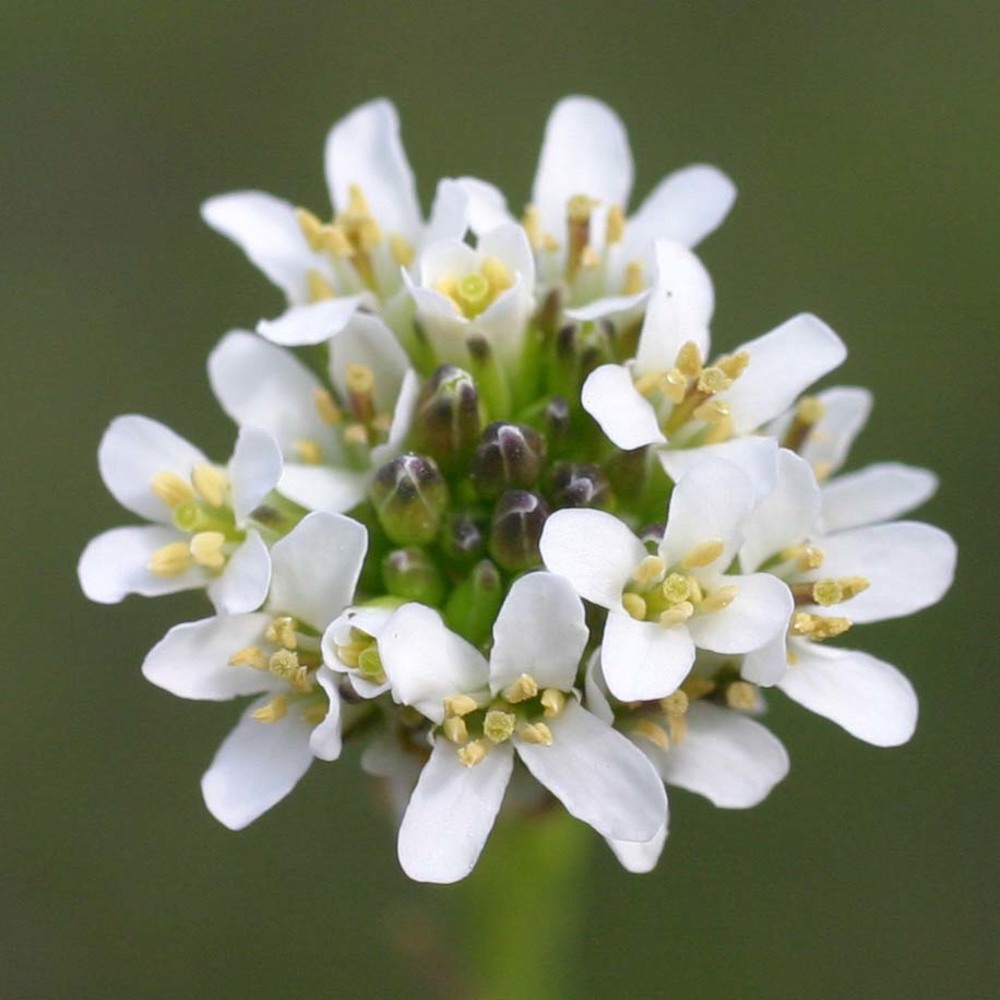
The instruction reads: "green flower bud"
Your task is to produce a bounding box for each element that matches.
[370,453,449,545]
[440,511,487,564]
[443,559,503,647]
[489,490,549,572]
[410,366,482,473]
[382,548,446,606]
[549,461,612,509]
[471,422,546,500]
[542,396,571,457]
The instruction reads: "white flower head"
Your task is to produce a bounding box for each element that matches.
[541,459,793,702]
[378,572,667,883]
[140,511,368,828]
[202,99,468,346]
[78,415,282,614]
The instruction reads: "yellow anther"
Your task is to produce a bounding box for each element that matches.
[444,694,479,718]
[634,371,666,397]
[442,716,469,744]
[633,718,671,751]
[189,531,226,570]
[291,666,313,694]
[228,645,268,670]
[320,224,354,258]
[434,274,458,298]
[675,341,703,378]
[293,439,323,465]
[682,677,716,701]
[813,460,834,482]
[265,616,298,650]
[191,463,229,508]
[295,208,326,251]
[484,710,517,744]
[726,681,757,711]
[150,472,195,508]
[541,233,560,252]
[697,366,734,394]
[522,204,542,249]
[662,369,689,404]
[540,689,567,718]
[580,246,601,270]
[668,714,688,745]
[661,573,692,604]
[252,695,288,723]
[658,602,694,627]
[692,398,732,424]
[686,576,704,604]
[716,351,751,381]
[301,702,328,726]
[795,396,825,425]
[567,194,598,222]
[342,423,369,446]
[785,544,825,571]
[268,648,300,680]
[312,387,342,425]
[503,674,539,704]
[839,577,870,601]
[660,690,689,717]
[480,256,513,293]
[458,740,488,767]
[679,539,725,569]
[345,363,375,396]
[622,259,644,295]
[518,722,553,746]
[701,414,734,446]
[389,232,415,267]
[790,612,853,640]
[699,585,738,614]
[622,593,648,620]
[631,555,667,587]
[306,269,336,302]
[346,183,370,217]
[812,576,869,607]
[606,203,626,244]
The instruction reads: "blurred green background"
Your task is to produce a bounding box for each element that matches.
[3,2,997,997]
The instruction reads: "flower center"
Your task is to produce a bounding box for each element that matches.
[435,257,514,319]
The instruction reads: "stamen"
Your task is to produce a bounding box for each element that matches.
[660,690,689,717]
[540,689,567,718]
[679,539,725,569]
[265,616,298,650]
[306,270,336,302]
[780,544,825,571]
[228,645,268,670]
[726,681,757,711]
[148,541,192,576]
[633,718,671,750]
[698,585,738,614]
[312,387,342,425]
[622,260,644,295]
[252,695,288,723]
[480,256,513,294]
[320,224,353,258]
[484,710,517,744]
[295,208,326,252]
[150,472,195,508]
[631,555,667,587]
[522,204,542,249]
[622,593,648,620]
[189,531,226,570]
[518,722,553,746]
[605,204,626,244]
[389,233,415,267]
[782,395,825,453]
[675,341,703,378]
[293,439,323,465]
[790,611,853,640]
[682,677,717,700]
[805,576,870,607]
[716,350,750,381]
[268,648,300,680]
[444,694,479,718]
[457,740,488,767]
[658,602,694,627]
[442,716,469,744]
[697,366,733,394]
[191,463,228,508]
[566,194,598,282]
[503,674,539,704]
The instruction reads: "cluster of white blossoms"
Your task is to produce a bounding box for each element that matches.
[80,97,957,884]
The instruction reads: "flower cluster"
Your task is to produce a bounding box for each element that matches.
[80,97,956,883]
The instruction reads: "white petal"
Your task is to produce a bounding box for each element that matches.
[325,99,421,241]
[277,464,369,514]
[532,96,633,240]
[208,331,328,455]
[659,437,779,498]
[418,238,480,283]
[455,177,514,235]
[490,572,588,693]
[267,511,367,630]
[229,427,283,524]
[582,649,615,725]
[601,613,696,701]
[78,525,206,603]
[659,459,756,573]
[141,614,281,700]
[820,462,939,534]
[207,531,271,615]
[564,289,650,323]
[421,178,470,247]
[633,240,714,375]
[381,604,489,723]
[719,314,847,434]
[310,665,344,761]
[256,297,364,347]
[687,573,793,655]
[328,312,409,413]
[629,164,737,248]
[779,641,918,747]
[740,633,792,686]
[518,700,667,842]
[98,415,206,524]
[472,275,534,367]
[372,367,420,466]
[201,191,324,304]
[397,738,513,883]
[606,823,668,873]
[479,223,536,289]
[201,698,315,830]
[740,449,822,572]
[539,509,648,611]
[654,701,789,807]
[361,730,426,822]
[581,365,665,450]
[809,522,956,623]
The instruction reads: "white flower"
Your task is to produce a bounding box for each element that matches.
[378,572,667,883]
[540,459,793,702]
[404,223,535,373]
[208,316,419,513]
[321,604,394,699]
[78,415,281,613]
[738,449,956,743]
[460,95,735,321]
[141,511,367,828]
[201,99,468,346]
[582,242,848,494]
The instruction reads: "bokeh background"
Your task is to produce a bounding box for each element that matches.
[4,2,997,998]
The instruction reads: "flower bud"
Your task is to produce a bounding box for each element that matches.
[605,445,649,499]
[443,559,503,647]
[440,511,487,564]
[542,395,572,456]
[410,366,482,473]
[488,490,549,572]
[471,423,546,500]
[382,548,446,606]
[549,461,612,509]
[370,453,448,545]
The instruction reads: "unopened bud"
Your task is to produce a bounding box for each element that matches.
[440,512,487,564]
[410,366,482,473]
[489,490,549,572]
[549,461,612,509]
[382,547,446,606]
[542,396,572,456]
[370,453,449,545]
[471,422,546,499]
[443,559,503,647]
